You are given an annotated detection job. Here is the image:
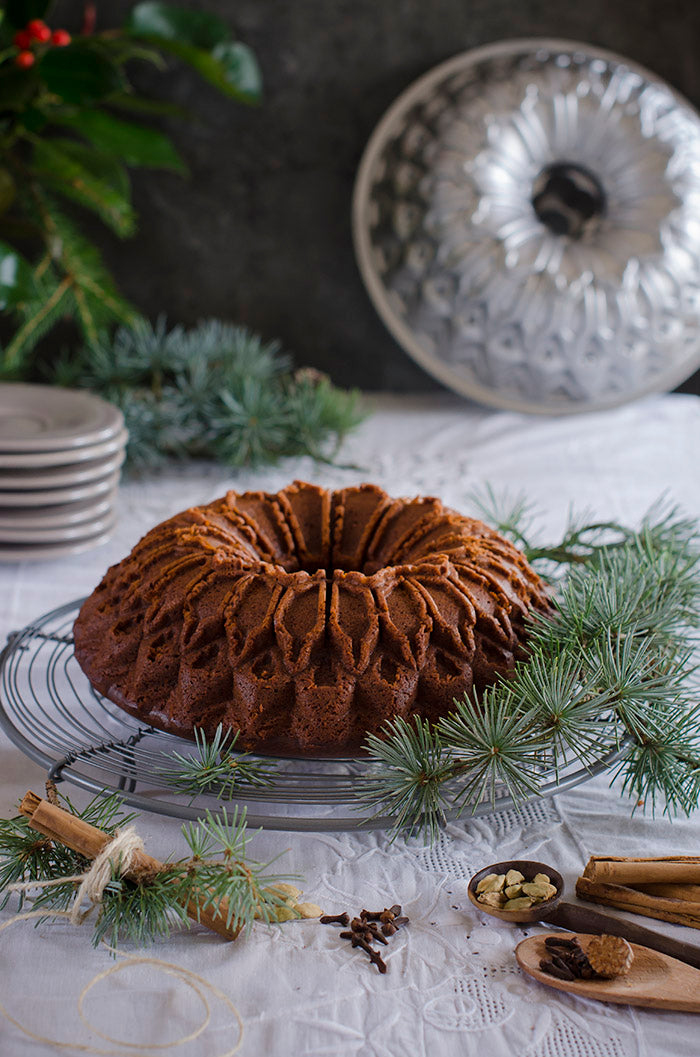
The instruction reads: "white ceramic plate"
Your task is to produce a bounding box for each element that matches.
[0,384,123,452]
[0,520,116,562]
[0,510,116,543]
[0,449,125,490]
[0,472,121,507]
[0,429,128,469]
[0,493,115,529]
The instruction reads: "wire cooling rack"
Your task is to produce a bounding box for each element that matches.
[0,599,626,832]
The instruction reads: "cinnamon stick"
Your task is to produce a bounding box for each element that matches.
[19,791,239,941]
[576,875,700,930]
[582,856,700,886]
[635,883,700,902]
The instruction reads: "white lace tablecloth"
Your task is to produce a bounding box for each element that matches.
[2,392,700,1056]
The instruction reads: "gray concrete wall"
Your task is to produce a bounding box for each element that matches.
[55,1,700,395]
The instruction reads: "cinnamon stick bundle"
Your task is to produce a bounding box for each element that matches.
[19,791,239,941]
[577,856,700,930]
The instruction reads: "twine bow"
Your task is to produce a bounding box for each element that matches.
[9,826,145,924]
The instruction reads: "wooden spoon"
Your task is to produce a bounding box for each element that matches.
[516,933,700,1012]
[468,859,700,971]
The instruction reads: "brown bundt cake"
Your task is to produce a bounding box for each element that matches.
[74,481,549,756]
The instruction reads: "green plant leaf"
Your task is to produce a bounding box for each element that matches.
[0,240,37,309]
[17,105,48,134]
[30,137,136,236]
[126,2,231,49]
[0,65,41,110]
[0,169,16,215]
[128,36,262,103]
[126,4,262,104]
[40,45,126,105]
[54,110,187,174]
[107,93,190,120]
[210,41,262,103]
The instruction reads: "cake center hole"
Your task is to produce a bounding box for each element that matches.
[531,162,606,238]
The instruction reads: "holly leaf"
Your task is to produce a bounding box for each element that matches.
[126,3,262,104]
[40,45,126,105]
[0,66,41,111]
[136,37,262,103]
[54,110,187,174]
[107,94,189,120]
[125,3,231,49]
[0,169,16,215]
[209,41,262,103]
[0,240,37,310]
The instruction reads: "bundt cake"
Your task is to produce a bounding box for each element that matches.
[74,481,550,756]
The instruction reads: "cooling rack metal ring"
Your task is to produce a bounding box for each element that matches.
[0,599,627,832]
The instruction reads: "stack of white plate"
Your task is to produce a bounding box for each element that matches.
[0,384,127,562]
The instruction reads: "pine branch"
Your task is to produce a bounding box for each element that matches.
[42,318,365,471]
[0,791,136,912]
[27,134,137,238]
[158,724,277,798]
[2,274,74,372]
[361,494,700,840]
[360,717,456,842]
[0,794,299,948]
[437,689,550,810]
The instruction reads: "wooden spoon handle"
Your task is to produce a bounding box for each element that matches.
[547,901,700,970]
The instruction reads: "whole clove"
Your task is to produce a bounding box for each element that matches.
[539,957,576,981]
[323,902,408,975]
[551,954,576,977]
[361,904,402,923]
[320,912,350,926]
[544,935,580,951]
[364,922,388,945]
[354,935,387,974]
[539,935,599,981]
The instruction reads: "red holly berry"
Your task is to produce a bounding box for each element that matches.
[13,29,32,49]
[14,50,35,68]
[27,19,51,43]
[51,29,71,46]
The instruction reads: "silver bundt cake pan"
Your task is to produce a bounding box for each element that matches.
[353,39,700,413]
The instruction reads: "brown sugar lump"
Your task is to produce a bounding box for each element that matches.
[73,481,550,757]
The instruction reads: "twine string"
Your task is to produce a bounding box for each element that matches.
[1,827,244,1055]
[70,826,144,924]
